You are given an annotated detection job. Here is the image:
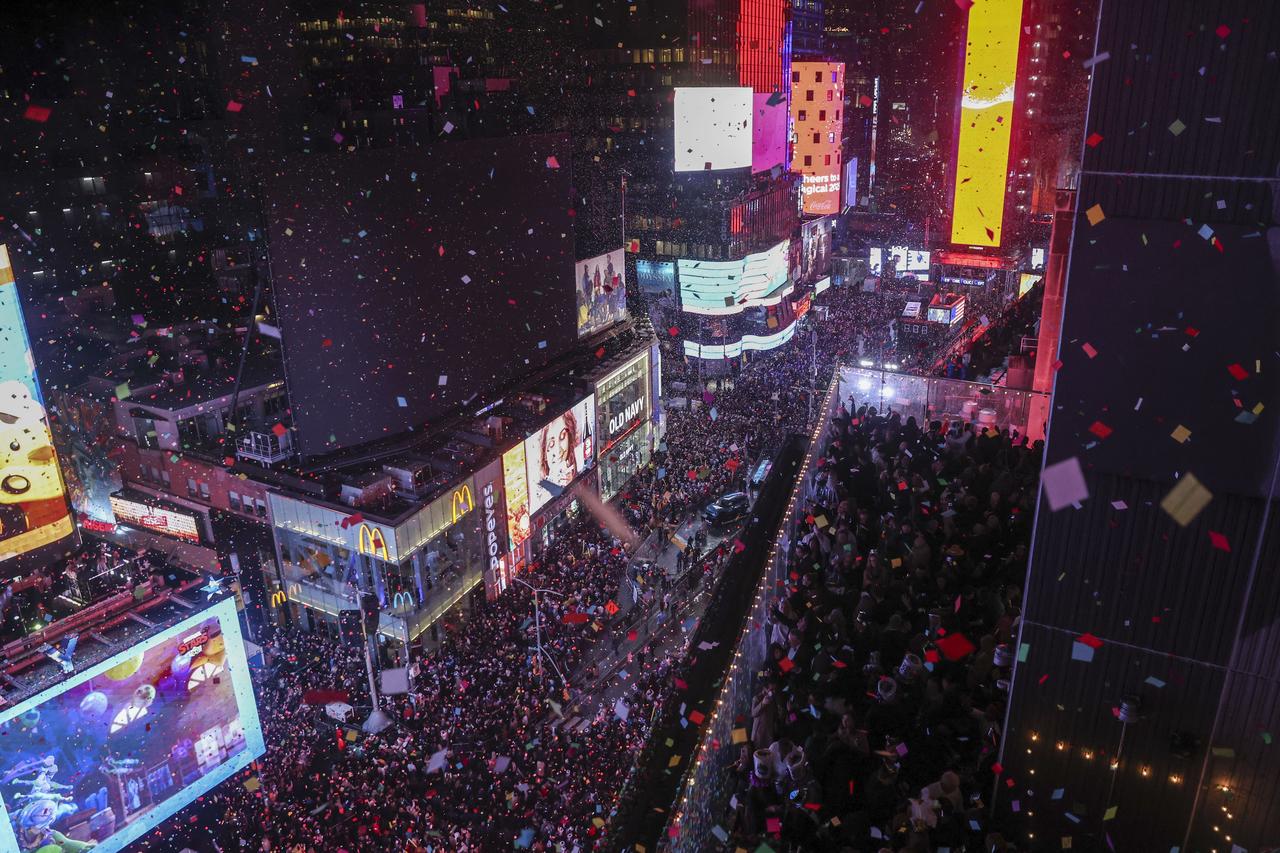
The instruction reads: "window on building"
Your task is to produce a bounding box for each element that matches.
[826,90,833,101]
[814,71,822,82]
[229,491,241,512]
[819,110,826,121]
[798,110,807,122]
[255,498,267,518]
[825,154,832,165]
[161,469,171,487]
[805,90,814,101]
[812,132,820,144]
[187,478,198,499]
[828,132,836,143]
[792,71,800,82]
[832,70,839,83]
[199,482,210,500]
[803,155,812,166]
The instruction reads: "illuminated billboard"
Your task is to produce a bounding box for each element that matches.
[0,597,264,853]
[635,260,676,297]
[752,93,787,174]
[677,239,791,315]
[869,246,930,278]
[798,217,833,285]
[0,245,74,565]
[683,321,799,360]
[949,0,1024,247]
[789,62,845,215]
[525,396,595,515]
[108,494,202,544]
[49,391,123,530]
[737,0,787,95]
[576,249,628,338]
[501,442,530,550]
[674,87,753,172]
[843,156,859,210]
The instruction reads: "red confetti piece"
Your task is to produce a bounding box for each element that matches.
[226,100,243,113]
[1209,531,1231,552]
[1085,132,1104,148]
[1089,421,1113,439]
[991,763,1004,774]
[858,94,872,107]
[23,105,51,122]
[1216,24,1231,38]
[1077,632,1104,649]
[688,710,705,725]
[778,657,795,672]
[1082,342,1098,359]
[1227,363,1248,380]
[668,326,680,337]
[936,633,976,661]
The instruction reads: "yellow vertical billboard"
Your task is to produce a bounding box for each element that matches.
[501,442,530,549]
[950,0,1024,248]
[0,245,75,564]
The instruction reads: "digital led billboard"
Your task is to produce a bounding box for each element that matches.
[576,249,628,338]
[949,0,1024,247]
[501,442,530,551]
[635,260,676,298]
[683,321,799,360]
[49,391,123,530]
[798,217,833,285]
[0,597,264,853]
[677,239,791,315]
[752,93,787,174]
[843,156,859,210]
[674,88,753,172]
[525,396,595,515]
[789,62,845,215]
[0,244,74,565]
[265,135,578,458]
[108,494,201,544]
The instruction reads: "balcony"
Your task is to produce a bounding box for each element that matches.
[236,429,292,466]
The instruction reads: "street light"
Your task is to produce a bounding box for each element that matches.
[511,577,569,687]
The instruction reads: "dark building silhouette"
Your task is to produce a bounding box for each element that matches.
[999,2,1280,849]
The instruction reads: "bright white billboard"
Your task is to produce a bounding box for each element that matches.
[525,396,596,514]
[674,87,752,172]
[682,321,799,360]
[677,239,791,315]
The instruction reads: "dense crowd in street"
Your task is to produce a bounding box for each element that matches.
[167,277,1038,852]
[723,403,1041,851]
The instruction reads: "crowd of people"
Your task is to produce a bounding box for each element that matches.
[165,275,1037,852]
[722,404,1041,851]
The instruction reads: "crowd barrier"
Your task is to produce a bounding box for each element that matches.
[838,366,1047,439]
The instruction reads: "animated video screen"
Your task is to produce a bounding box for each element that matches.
[0,598,264,853]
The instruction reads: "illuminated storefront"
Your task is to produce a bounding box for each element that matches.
[268,475,485,644]
[595,351,654,502]
[949,0,1024,247]
[109,491,205,544]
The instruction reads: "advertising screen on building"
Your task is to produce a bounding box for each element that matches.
[108,494,201,543]
[575,249,628,338]
[525,396,595,515]
[265,135,578,458]
[0,244,74,566]
[635,260,676,298]
[843,156,859,210]
[752,92,788,174]
[737,0,787,95]
[683,320,799,360]
[677,239,791,315]
[501,443,530,550]
[798,218,833,285]
[49,391,124,530]
[0,597,264,853]
[674,87,753,172]
[949,0,1023,247]
[598,353,650,448]
[789,62,845,215]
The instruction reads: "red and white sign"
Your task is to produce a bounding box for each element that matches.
[109,495,201,543]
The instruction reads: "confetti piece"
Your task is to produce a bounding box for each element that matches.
[1209,531,1230,552]
[936,633,976,661]
[1085,204,1105,226]
[1161,473,1213,527]
[1082,342,1098,358]
[1042,457,1089,511]
[1170,425,1192,444]
[1145,676,1166,688]
[1085,132,1104,148]
[1227,363,1248,380]
[1168,118,1187,136]
[23,105,52,122]
[226,99,243,113]
[1089,421,1113,440]
[1070,641,1095,662]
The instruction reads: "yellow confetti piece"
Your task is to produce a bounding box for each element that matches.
[732,727,748,744]
[1085,204,1105,226]
[1161,473,1213,527]
[243,776,261,792]
[1104,805,1117,821]
[668,755,682,767]
[1170,425,1192,443]
[1062,837,1073,849]
[890,557,903,568]
[1254,402,1265,415]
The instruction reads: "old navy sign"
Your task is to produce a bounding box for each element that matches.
[607,397,645,439]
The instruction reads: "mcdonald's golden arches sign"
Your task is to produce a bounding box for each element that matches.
[357,523,390,560]
[450,483,474,523]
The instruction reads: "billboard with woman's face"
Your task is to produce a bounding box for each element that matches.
[525,396,595,514]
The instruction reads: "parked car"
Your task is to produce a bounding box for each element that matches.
[703,492,750,527]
